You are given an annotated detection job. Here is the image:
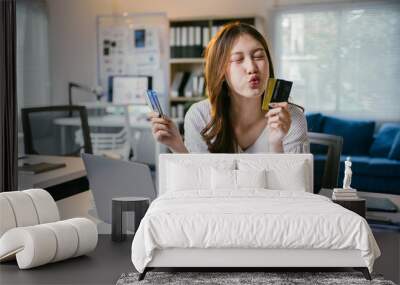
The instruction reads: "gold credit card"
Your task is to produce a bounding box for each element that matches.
[262,78,293,111]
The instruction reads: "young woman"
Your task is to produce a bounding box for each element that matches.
[150,22,308,153]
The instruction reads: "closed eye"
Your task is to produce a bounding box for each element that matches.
[253,56,265,61]
[253,52,266,60]
[230,57,243,63]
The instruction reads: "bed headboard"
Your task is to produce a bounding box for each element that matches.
[158,153,314,196]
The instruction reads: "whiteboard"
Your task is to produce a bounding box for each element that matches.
[96,13,170,113]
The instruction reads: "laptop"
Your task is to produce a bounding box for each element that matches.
[82,153,157,224]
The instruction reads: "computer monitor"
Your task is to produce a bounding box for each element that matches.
[108,75,152,105]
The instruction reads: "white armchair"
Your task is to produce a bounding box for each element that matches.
[0,189,98,269]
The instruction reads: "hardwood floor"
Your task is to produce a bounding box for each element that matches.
[373,231,400,284]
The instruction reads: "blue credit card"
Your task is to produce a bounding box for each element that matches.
[146,90,164,117]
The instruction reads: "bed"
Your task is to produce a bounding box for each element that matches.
[131,154,380,280]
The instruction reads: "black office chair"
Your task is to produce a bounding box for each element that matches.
[21,105,93,156]
[308,132,343,193]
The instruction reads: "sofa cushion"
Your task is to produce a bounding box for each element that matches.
[306,112,324,133]
[388,132,400,160]
[369,123,400,158]
[322,116,375,155]
[368,157,400,177]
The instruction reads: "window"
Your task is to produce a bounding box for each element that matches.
[272,1,400,120]
[17,0,50,110]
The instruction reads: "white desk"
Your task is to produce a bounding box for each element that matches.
[53,115,183,129]
[53,116,155,129]
[53,116,154,158]
[18,155,86,190]
[53,115,180,166]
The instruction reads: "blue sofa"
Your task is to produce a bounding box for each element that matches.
[306,113,400,195]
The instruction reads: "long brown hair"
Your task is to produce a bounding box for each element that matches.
[201,22,275,153]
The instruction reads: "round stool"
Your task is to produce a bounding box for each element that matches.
[111,197,150,242]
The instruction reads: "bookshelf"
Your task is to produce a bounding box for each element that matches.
[168,16,263,125]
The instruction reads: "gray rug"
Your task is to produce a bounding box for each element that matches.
[116,271,396,285]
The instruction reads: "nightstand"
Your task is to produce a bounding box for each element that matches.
[333,198,366,218]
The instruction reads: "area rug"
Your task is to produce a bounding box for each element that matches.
[116,271,396,285]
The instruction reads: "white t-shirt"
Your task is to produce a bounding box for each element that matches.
[184,99,309,153]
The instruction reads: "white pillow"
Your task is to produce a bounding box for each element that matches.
[167,162,209,191]
[266,164,307,192]
[211,168,267,190]
[237,159,310,192]
[236,169,267,188]
[166,159,235,192]
[211,168,236,190]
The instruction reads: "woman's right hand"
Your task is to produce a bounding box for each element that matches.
[148,112,188,153]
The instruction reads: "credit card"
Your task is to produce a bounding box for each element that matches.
[262,78,293,111]
[145,90,164,117]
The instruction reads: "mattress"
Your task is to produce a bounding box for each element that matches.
[131,189,380,273]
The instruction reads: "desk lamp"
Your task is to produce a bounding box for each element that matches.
[68,82,104,106]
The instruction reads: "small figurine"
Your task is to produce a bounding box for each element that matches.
[342,157,352,190]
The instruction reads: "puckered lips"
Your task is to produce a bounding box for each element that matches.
[248,75,261,89]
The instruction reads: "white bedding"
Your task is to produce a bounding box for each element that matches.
[131,190,380,273]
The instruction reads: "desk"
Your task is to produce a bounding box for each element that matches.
[54,115,156,129]
[54,116,156,163]
[18,155,87,200]
[54,116,153,155]
[53,115,181,166]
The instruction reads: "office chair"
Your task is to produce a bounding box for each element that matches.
[82,153,156,224]
[308,132,343,193]
[21,105,93,156]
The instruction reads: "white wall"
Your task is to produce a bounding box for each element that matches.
[48,0,111,104]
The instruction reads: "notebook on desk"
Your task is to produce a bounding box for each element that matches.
[18,162,66,174]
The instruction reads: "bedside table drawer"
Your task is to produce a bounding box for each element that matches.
[333,199,366,218]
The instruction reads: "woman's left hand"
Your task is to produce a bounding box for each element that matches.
[265,102,291,152]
